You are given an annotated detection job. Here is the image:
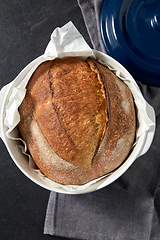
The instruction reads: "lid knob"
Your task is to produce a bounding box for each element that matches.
[151,14,160,32]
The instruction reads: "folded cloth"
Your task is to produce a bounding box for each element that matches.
[44,0,160,239]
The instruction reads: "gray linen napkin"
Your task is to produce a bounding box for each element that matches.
[44,1,160,239]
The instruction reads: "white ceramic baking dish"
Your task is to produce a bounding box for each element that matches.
[0,50,156,194]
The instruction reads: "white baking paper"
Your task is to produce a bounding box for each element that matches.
[0,21,155,192]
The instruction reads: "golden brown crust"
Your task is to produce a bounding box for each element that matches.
[87,58,136,174]
[20,58,107,169]
[18,57,136,185]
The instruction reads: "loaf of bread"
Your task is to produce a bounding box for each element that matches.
[18,57,136,185]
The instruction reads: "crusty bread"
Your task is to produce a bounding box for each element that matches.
[18,57,136,185]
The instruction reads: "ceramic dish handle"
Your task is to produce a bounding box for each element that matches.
[139,102,156,157]
[0,82,13,140]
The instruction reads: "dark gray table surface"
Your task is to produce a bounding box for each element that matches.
[0,1,91,239]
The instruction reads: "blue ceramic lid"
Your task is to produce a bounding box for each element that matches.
[100,0,160,86]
